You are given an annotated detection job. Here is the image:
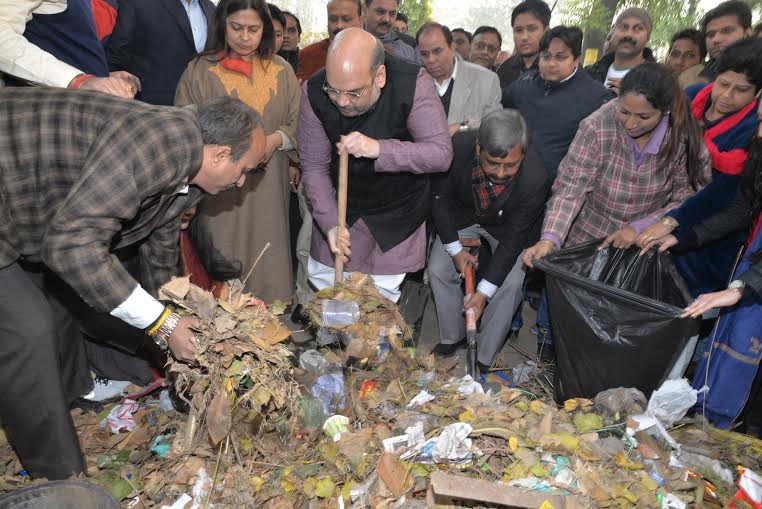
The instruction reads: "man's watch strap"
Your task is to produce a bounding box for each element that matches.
[147,308,181,351]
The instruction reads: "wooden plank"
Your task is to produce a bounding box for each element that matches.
[429,471,575,508]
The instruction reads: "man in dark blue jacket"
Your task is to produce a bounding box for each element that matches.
[106,0,215,105]
[502,26,612,181]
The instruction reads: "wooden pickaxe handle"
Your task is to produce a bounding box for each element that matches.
[335,151,349,284]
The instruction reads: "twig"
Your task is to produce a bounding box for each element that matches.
[242,242,272,286]
[204,436,226,509]
[229,434,244,465]
[504,342,535,362]
[247,460,289,468]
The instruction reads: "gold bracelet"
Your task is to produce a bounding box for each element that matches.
[146,307,170,336]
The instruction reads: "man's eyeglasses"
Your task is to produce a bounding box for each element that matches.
[473,41,499,53]
[540,52,571,62]
[322,78,372,100]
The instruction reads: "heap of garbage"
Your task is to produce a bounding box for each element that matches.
[0,275,761,509]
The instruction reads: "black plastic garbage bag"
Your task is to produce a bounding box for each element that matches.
[535,239,699,402]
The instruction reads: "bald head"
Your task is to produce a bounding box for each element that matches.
[324,28,387,117]
[327,28,383,75]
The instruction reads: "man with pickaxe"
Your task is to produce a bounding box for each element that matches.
[429,109,548,374]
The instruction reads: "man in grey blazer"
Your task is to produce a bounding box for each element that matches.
[417,22,502,135]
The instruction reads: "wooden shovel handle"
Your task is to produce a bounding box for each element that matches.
[464,263,475,295]
[335,151,349,283]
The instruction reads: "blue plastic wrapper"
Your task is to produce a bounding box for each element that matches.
[311,373,345,416]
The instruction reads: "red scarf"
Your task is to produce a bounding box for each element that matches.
[218,51,259,77]
[691,83,755,175]
[180,230,213,292]
[471,165,505,217]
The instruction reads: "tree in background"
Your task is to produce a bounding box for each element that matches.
[398,0,433,34]
[560,0,762,63]
[459,0,521,49]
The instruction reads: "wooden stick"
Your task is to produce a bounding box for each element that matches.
[335,151,349,284]
[242,242,271,286]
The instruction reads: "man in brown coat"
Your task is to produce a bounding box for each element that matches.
[0,87,266,479]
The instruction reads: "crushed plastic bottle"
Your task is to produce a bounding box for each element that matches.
[321,299,360,326]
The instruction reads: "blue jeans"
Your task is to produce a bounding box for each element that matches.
[536,288,552,345]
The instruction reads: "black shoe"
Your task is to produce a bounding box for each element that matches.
[290,304,310,325]
[70,397,106,413]
[477,361,491,374]
[431,339,466,357]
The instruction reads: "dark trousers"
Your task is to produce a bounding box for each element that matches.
[0,262,91,479]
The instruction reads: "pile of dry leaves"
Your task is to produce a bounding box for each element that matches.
[1,275,761,509]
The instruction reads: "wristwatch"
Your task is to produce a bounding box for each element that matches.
[660,216,679,232]
[728,279,746,295]
[150,311,181,351]
[458,121,469,132]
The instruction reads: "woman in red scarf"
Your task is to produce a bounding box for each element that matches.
[637,38,762,297]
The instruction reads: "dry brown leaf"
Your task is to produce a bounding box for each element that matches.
[207,390,232,445]
[537,410,553,438]
[248,333,272,351]
[159,276,190,301]
[377,452,412,498]
[187,285,217,322]
[214,314,237,334]
[255,321,291,345]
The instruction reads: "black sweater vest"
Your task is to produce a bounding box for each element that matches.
[307,54,430,252]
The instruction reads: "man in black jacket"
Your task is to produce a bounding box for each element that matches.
[429,109,549,370]
[584,7,655,95]
[106,0,215,105]
[496,0,550,89]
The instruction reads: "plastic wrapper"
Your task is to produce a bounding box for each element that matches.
[732,467,762,508]
[432,422,474,464]
[535,240,698,401]
[100,400,139,434]
[311,373,346,416]
[645,378,700,428]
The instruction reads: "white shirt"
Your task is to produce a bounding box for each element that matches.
[604,64,630,89]
[434,56,459,97]
[179,0,208,54]
[0,0,83,87]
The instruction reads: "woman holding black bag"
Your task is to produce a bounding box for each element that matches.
[643,113,762,432]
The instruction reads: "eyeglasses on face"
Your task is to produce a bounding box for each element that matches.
[322,77,373,100]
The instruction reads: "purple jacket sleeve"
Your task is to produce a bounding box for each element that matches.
[375,68,453,174]
[297,83,338,235]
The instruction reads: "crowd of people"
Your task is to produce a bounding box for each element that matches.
[1,0,762,482]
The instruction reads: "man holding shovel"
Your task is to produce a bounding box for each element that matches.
[428,110,548,371]
[297,28,452,302]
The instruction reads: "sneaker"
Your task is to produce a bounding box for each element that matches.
[83,378,132,402]
[430,339,466,357]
